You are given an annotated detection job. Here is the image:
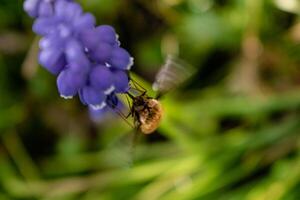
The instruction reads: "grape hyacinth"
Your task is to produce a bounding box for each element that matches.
[24,0,134,118]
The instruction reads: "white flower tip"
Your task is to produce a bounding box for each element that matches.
[60,95,73,99]
[90,102,107,110]
[105,62,111,68]
[115,34,121,46]
[126,57,134,70]
[104,85,115,95]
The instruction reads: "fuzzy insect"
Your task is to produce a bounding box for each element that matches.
[126,91,163,134]
[123,55,195,134]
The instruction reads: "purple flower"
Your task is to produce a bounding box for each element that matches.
[24,0,134,119]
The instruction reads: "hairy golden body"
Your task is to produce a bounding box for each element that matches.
[131,95,163,134]
[139,99,163,134]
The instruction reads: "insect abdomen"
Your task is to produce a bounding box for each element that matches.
[139,99,163,134]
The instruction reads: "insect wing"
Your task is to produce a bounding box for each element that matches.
[152,55,196,96]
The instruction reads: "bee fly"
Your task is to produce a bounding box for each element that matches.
[126,88,163,134]
[122,55,195,134]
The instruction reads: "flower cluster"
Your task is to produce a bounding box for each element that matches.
[24,0,133,116]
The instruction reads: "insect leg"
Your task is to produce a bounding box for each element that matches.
[108,106,134,129]
[126,91,135,99]
[123,94,133,118]
[131,78,147,92]
[125,94,131,107]
[130,86,144,93]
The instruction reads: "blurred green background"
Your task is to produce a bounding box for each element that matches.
[1,0,300,199]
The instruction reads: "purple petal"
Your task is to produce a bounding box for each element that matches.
[81,86,106,106]
[65,40,84,60]
[39,34,63,50]
[110,47,133,70]
[23,0,40,17]
[65,40,90,73]
[33,17,57,36]
[112,70,129,93]
[96,25,117,45]
[73,13,96,31]
[90,42,113,63]
[38,2,53,17]
[39,48,65,75]
[66,2,83,20]
[55,1,68,19]
[57,24,72,38]
[79,29,100,50]
[89,65,114,93]
[57,68,87,98]
[78,89,87,105]
[55,1,82,22]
